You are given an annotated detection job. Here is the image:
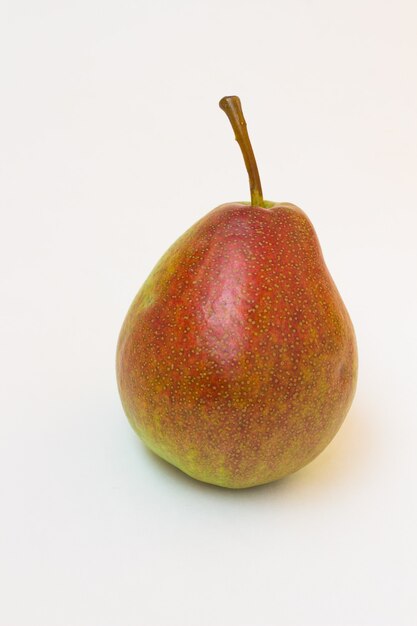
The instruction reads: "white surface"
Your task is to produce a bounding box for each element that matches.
[1,1,417,625]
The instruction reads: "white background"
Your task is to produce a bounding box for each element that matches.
[1,1,417,625]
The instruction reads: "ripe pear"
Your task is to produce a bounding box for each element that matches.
[116,96,358,489]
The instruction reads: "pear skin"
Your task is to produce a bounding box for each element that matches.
[117,202,357,488]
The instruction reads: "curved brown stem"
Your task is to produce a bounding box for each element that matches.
[219,95,264,207]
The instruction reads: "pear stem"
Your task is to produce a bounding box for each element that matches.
[219,95,264,207]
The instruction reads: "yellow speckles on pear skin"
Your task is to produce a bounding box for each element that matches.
[116,202,358,488]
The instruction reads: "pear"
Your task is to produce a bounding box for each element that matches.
[116,96,358,488]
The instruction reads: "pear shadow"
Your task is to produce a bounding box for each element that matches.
[284,400,372,489]
[137,399,371,501]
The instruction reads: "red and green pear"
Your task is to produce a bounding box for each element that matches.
[116,96,358,488]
